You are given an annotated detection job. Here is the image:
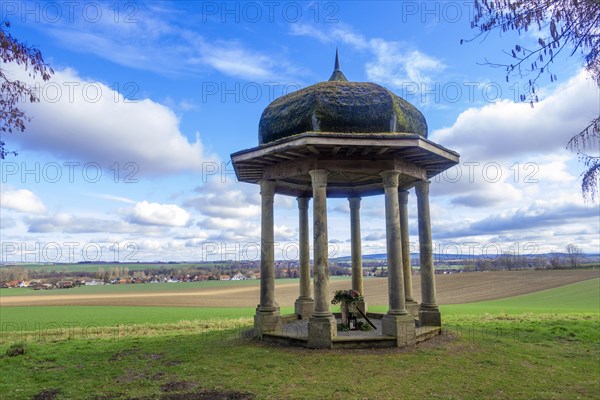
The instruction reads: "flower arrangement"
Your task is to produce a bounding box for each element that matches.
[331,289,366,331]
[331,289,364,309]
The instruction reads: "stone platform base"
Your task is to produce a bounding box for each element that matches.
[254,310,281,338]
[307,315,337,348]
[419,307,441,327]
[406,300,419,317]
[259,313,440,349]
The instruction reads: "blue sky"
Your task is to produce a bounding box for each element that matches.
[1,1,598,263]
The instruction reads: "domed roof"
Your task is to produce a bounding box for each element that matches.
[258,51,428,145]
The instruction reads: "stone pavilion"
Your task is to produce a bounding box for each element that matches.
[230,51,459,348]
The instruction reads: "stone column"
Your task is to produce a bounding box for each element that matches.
[399,190,418,316]
[254,180,280,337]
[307,170,336,348]
[294,197,314,319]
[348,197,363,293]
[415,180,441,327]
[348,196,366,313]
[380,171,415,346]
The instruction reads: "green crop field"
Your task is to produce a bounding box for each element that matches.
[0,306,259,333]
[0,277,598,399]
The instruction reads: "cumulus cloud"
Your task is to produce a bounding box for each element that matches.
[128,201,190,227]
[364,231,386,241]
[186,185,260,218]
[366,39,446,87]
[275,224,297,241]
[434,200,597,240]
[0,189,46,214]
[431,70,599,159]
[197,217,260,241]
[0,216,17,229]
[6,65,216,175]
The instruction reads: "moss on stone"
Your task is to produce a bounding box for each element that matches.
[259,81,427,144]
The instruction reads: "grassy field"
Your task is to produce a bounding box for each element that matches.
[0,274,598,399]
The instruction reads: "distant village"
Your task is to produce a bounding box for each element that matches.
[1,252,597,289]
[1,259,387,289]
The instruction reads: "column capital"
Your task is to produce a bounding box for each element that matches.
[380,170,400,189]
[398,190,409,205]
[297,197,310,210]
[309,169,329,188]
[348,196,362,209]
[260,180,276,196]
[414,180,431,197]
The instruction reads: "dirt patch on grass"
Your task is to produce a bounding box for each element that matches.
[160,380,198,392]
[157,389,255,400]
[110,347,141,361]
[115,368,149,384]
[3,270,598,307]
[126,388,255,400]
[32,388,61,400]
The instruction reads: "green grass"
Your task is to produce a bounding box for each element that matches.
[364,278,600,315]
[442,277,600,315]
[0,278,598,399]
[0,306,259,332]
[0,320,597,399]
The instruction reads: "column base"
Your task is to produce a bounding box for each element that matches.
[406,299,419,318]
[294,298,314,320]
[254,308,281,338]
[382,313,416,347]
[419,304,441,327]
[307,315,337,349]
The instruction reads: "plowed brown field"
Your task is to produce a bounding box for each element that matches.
[1,270,598,307]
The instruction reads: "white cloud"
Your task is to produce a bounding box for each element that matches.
[431,70,599,159]
[185,176,261,218]
[366,39,446,87]
[26,213,143,233]
[128,201,190,227]
[0,189,46,214]
[290,23,445,87]
[274,224,297,241]
[88,193,136,204]
[8,65,216,175]
[434,199,598,239]
[40,5,296,81]
[0,216,16,230]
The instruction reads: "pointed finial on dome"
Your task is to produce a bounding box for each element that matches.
[328,47,348,82]
[334,47,341,71]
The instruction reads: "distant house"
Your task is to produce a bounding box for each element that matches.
[33,283,53,290]
[56,281,74,289]
[230,273,246,281]
[219,274,231,281]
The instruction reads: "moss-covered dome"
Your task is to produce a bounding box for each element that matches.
[258,52,427,144]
